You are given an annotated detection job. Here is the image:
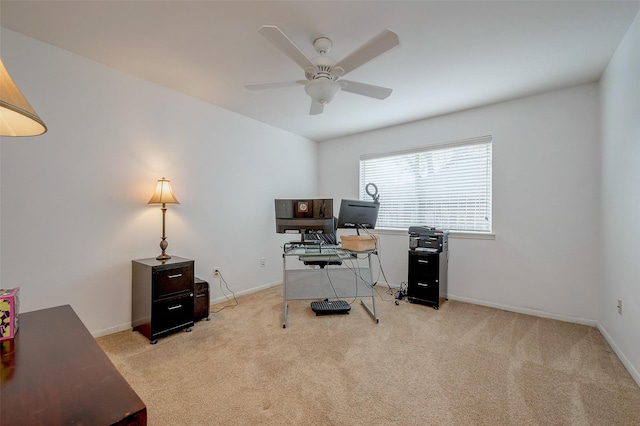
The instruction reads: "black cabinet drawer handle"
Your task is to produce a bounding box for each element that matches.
[167,274,183,279]
[167,304,182,311]
[417,282,429,287]
[418,260,429,264]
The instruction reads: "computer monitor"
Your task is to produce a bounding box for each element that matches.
[336,199,380,229]
[274,199,335,237]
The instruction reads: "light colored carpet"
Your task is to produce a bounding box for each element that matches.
[97,285,640,425]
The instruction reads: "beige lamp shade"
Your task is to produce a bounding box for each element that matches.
[0,59,47,137]
[148,177,180,205]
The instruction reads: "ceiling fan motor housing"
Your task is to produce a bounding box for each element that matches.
[310,55,338,80]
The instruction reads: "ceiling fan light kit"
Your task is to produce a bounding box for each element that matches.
[305,79,340,105]
[245,25,399,115]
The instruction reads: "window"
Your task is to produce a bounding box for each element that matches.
[359,136,492,232]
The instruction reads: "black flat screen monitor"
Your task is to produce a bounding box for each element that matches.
[337,199,380,229]
[274,199,334,235]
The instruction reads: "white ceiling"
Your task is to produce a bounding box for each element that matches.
[1,1,639,142]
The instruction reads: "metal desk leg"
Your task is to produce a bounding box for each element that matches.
[359,253,379,324]
[282,253,288,328]
[360,299,378,323]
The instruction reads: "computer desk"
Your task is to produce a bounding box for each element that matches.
[281,244,379,328]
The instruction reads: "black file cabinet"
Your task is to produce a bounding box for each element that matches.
[194,277,210,322]
[407,250,448,309]
[132,256,195,344]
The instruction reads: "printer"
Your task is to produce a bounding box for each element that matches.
[408,226,449,253]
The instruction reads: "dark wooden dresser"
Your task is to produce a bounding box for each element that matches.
[132,256,195,344]
[0,305,146,425]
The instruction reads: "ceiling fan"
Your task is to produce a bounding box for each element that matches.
[245,25,400,115]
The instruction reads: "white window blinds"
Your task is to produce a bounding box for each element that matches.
[359,136,492,232]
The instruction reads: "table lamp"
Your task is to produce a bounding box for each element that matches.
[148,177,179,260]
[0,58,47,136]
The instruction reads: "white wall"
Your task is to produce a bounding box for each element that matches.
[0,29,317,335]
[320,83,601,325]
[599,12,640,384]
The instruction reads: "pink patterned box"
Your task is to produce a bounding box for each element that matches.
[0,287,19,341]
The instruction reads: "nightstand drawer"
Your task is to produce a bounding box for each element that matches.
[152,292,194,336]
[153,264,193,298]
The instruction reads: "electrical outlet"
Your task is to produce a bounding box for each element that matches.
[260,257,266,267]
[617,299,622,315]
[213,267,220,277]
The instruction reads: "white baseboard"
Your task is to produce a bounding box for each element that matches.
[446,294,598,326]
[597,324,640,388]
[92,322,132,338]
[209,281,280,305]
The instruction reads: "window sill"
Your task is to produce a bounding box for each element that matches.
[448,231,495,240]
[372,228,496,240]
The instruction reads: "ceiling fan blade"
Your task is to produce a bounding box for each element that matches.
[245,81,306,91]
[309,101,324,115]
[334,29,399,75]
[340,80,393,100]
[259,25,316,71]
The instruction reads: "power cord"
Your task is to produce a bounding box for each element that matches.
[392,282,408,305]
[210,269,239,314]
[356,226,401,305]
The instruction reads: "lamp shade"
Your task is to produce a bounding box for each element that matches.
[148,178,180,205]
[0,59,47,137]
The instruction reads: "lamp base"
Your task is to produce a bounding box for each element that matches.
[157,236,170,260]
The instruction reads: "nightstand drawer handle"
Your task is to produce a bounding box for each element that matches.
[417,282,429,287]
[167,304,182,311]
[418,260,429,264]
[195,294,206,298]
[167,274,183,279]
